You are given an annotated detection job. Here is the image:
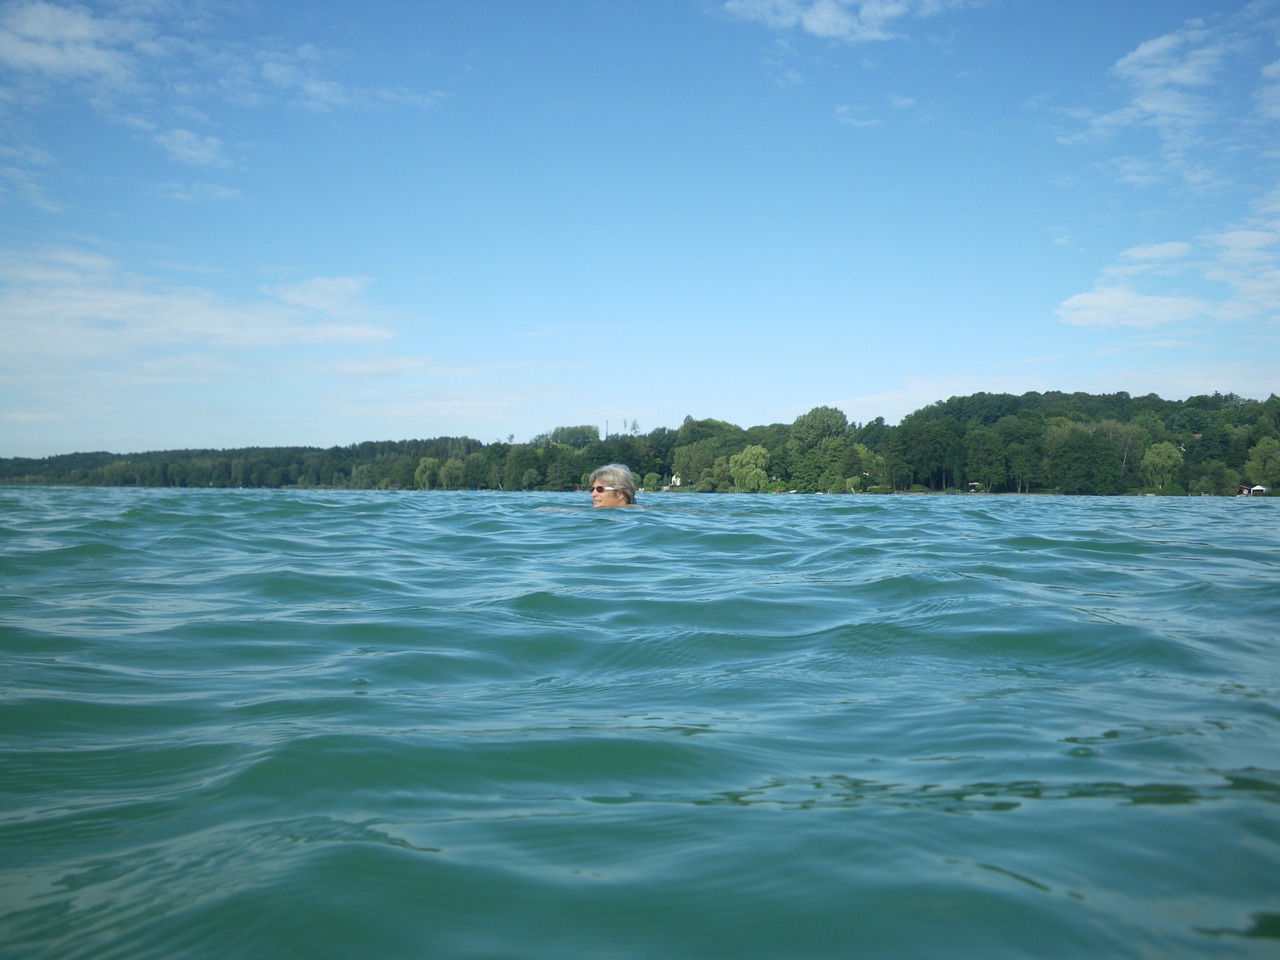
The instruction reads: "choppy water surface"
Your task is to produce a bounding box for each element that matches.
[2,487,1278,958]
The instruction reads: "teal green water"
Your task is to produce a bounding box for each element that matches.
[2,487,1278,958]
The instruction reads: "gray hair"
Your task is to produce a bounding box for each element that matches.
[589,463,638,503]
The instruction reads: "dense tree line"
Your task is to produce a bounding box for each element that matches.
[3,391,1278,495]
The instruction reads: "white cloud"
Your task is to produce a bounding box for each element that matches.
[0,246,391,368]
[0,0,145,85]
[153,128,229,167]
[721,0,973,44]
[258,46,354,112]
[0,140,61,210]
[1258,58,1280,119]
[154,180,241,203]
[1055,10,1280,338]
[330,356,435,378]
[1208,228,1278,263]
[0,2,442,113]
[0,243,448,454]
[1061,204,1280,329]
[254,46,446,112]
[835,103,882,127]
[799,0,863,40]
[1122,242,1192,261]
[271,276,371,317]
[0,244,405,453]
[1201,224,1280,317]
[0,0,445,188]
[1057,5,1277,188]
[1056,287,1209,328]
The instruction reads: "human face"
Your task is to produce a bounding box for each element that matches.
[589,481,628,508]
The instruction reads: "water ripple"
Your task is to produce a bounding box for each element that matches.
[2,488,1278,958]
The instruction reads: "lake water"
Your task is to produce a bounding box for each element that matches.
[2,487,1278,959]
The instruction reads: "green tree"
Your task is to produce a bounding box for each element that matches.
[694,456,733,492]
[387,456,416,490]
[463,452,489,489]
[929,418,967,491]
[843,442,885,491]
[856,417,889,449]
[673,437,721,490]
[102,460,136,485]
[1140,441,1184,492]
[1088,430,1124,495]
[1244,436,1280,489]
[889,414,966,491]
[438,458,466,489]
[1133,410,1168,446]
[1095,420,1142,489]
[676,416,745,448]
[1187,460,1239,496]
[995,414,1044,493]
[964,426,1005,492]
[547,425,599,449]
[503,445,541,490]
[710,456,732,492]
[789,406,847,449]
[1044,422,1096,494]
[350,463,375,488]
[543,455,579,491]
[788,406,847,492]
[415,456,441,490]
[1187,421,1230,465]
[729,444,770,493]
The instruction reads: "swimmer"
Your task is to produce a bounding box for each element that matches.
[588,463,638,508]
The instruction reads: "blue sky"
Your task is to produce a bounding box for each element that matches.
[1,0,1277,457]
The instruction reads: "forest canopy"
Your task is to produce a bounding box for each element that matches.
[3,391,1278,496]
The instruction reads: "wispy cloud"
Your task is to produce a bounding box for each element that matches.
[1053,6,1280,343]
[0,242,404,451]
[257,44,445,112]
[0,0,444,199]
[0,139,61,209]
[1057,4,1279,188]
[153,180,241,203]
[0,0,145,86]
[330,356,436,378]
[0,245,392,368]
[722,0,974,44]
[0,1,442,112]
[1056,287,1210,328]
[724,1,957,123]
[153,127,229,167]
[1122,242,1193,261]
[1257,57,1280,119]
[762,37,806,86]
[271,276,371,318]
[1057,191,1280,329]
[834,103,882,127]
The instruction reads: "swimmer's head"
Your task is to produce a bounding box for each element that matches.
[588,463,637,507]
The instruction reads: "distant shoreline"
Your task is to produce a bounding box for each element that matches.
[2,390,1276,497]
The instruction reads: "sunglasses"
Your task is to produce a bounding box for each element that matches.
[590,485,616,494]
